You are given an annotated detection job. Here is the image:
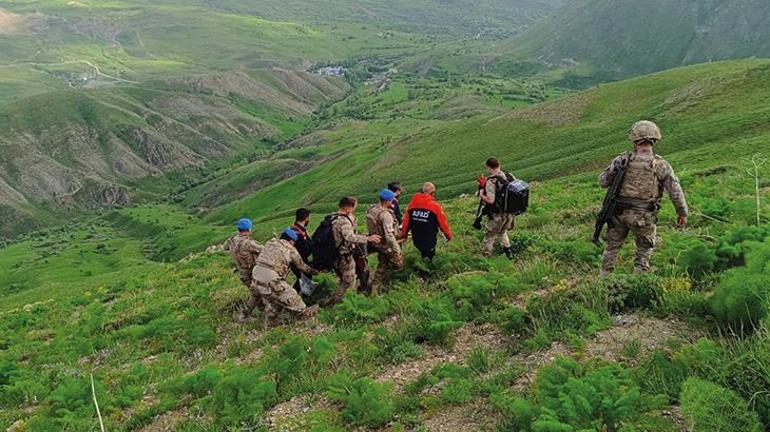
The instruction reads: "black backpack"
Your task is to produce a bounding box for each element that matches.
[311,214,348,270]
[491,173,530,216]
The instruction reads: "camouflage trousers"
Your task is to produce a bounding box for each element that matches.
[240,277,264,318]
[483,213,514,256]
[252,267,308,326]
[330,255,358,304]
[371,248,404,295]
[600,209,657,276]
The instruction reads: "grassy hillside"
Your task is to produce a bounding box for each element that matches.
[2,59,770,431]
[490,0,770,83]
[206,60,770,226]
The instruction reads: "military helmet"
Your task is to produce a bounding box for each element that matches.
[628,121,662,144]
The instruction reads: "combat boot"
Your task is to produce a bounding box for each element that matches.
[503,247,514,260]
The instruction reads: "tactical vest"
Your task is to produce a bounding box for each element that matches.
[619,154,660,202]
[366,205,388,237]
[228,235,257,281]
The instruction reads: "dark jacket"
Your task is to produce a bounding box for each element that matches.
[401,193,452,252]
[391,198,403,225]
[291,222,312,263]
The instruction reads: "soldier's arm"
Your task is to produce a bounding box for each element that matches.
[599,156,624,188]
[381,213,400,251]
[660,162,689,216]
[289,247,315,275]
[223,237,233,251]
[481,180,496,204]
[340,220,369,244]
[243,239,263,255]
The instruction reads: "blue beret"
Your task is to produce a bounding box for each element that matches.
[282,228,299,241]
[236,218,253,231]
[379,189,396,201]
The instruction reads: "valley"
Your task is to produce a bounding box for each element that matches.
[2,1,770,431]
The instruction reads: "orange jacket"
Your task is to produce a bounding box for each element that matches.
[400,193,452,240]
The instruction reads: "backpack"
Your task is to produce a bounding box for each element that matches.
[310,214,349,270]
[490,173,530,216]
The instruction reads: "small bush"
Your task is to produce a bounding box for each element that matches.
[711,241,770,333]
[326,371,395,427]
[680,377,762,432]
[527,283,610,341]
[319,292,389,327]
[492,357,663,431]
[633,351,689,403]
[205,367,277,427]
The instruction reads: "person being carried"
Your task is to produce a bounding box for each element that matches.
[252,228,319,327]
[366,189,404,295]
[400,182,453,262]
[290,207,313,293]
[478,157,515,259]
[223,218,264,320]
[387,181,404,227]
[328,196,381,304]
[598,120,688,276]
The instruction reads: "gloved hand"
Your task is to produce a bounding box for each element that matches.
[477,174,487,189]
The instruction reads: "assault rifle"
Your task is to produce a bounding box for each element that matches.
[473,200,485,230]
[593,155,630,246]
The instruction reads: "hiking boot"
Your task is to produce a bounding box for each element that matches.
[503,247,514,260]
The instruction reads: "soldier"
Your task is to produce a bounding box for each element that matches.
[223,218,264,320]
[328,196,381,304]
[599,121,688,276]
[252,228,319,327]
[478,157,515,259]
[366,189,404,295]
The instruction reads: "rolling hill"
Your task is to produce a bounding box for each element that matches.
[0,0,570,239]
[492,0,770,82]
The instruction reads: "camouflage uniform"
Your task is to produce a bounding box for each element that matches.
[366,204,404,295]
[251,238,315,326]
[330,213,369,303]
[223,234,264,317]
[482,175,514,256]
[599,150,688,275]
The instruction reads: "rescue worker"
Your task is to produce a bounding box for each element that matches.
[328,196,381,304]
[366,189,404,295]
[290,208,312,293]
[599,120,688,276]
[387,181,404,226]
[252,228,319,327]
[223,218,264,320]
[478,157,515,259]
[401,182,453,262]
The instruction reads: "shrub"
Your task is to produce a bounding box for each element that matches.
[490,391,538,432]
[533,357,663,431]
[603,273,663,313]
[680,377,762,432]
[326,371,395,427]
[633,351,689,403]
[492,357,663,432]
[679,242,718,276]
[206,367,277,427]
[527,283,610,341]
[319,292,389,327]
[711,270,769,332]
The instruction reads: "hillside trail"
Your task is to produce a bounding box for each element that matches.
[0,59,139,84]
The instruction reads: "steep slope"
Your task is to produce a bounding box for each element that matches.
[489,0,770,82]
[0,70,349,238]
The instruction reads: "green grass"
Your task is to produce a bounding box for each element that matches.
[2,59,770,430]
